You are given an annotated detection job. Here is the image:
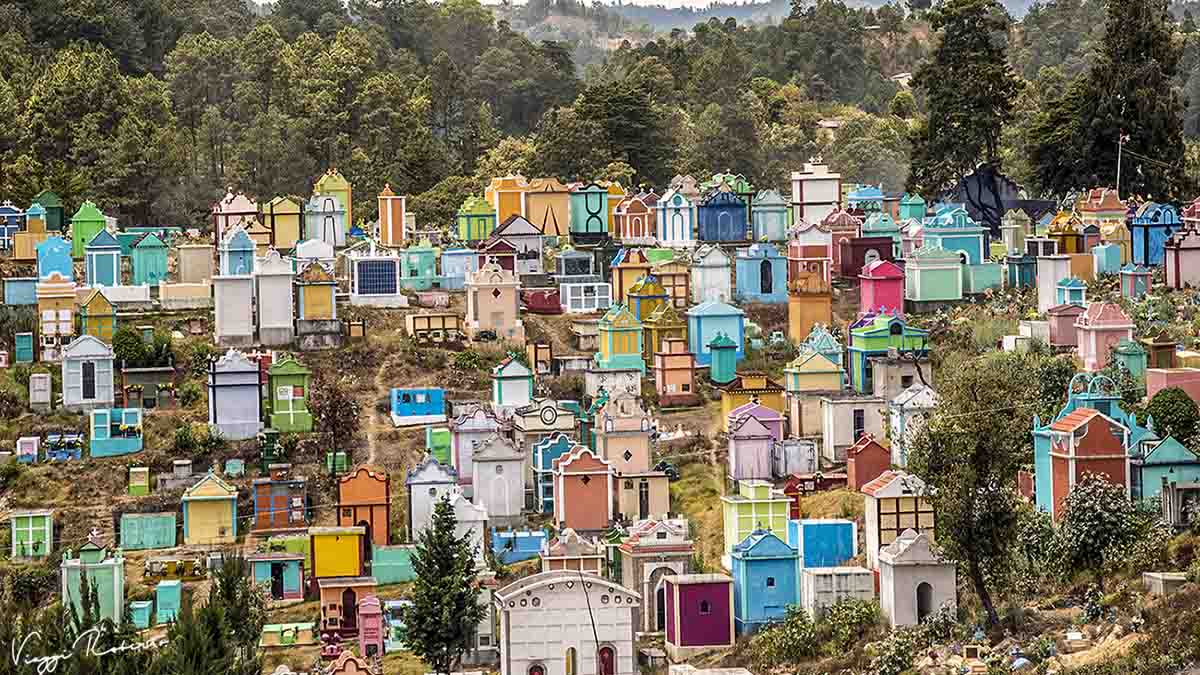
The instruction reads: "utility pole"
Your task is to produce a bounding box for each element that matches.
[1117,130,1130,198]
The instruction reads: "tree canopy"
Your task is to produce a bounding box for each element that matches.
[1029,0,1187,198]
[907,0,1023,197]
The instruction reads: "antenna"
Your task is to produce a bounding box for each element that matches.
[578,567,602,675]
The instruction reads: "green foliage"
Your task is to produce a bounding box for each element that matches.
[0,305,36,344]
[908,0,1023,196]
[750,605,818,669]
[1187,556,1200,583]
[870,607,963,675]
[821,598,879,652]
[0,461,23,493]
[0,386,20,420]
[174,423,199,453]
[2,562,57,606]
[201,427,228,454]
[0,554,263,674]
[112,326,148,367]
[186,341,217,379]
[1146,387,1200,444]
[906,350,1032,626]
[1030,353,1078,423]
[410,175,479,231]
[870,626,920,675]
[451,349,485,372]
[824,111,912,192]
[177,380,202,408]
[1030,0,1186,198]
[889,90,917,119]
[1012,505,1059,589]
[1057,474,1141,588]
[152,556,265,675]
[406,494,486,675]
[1099,359,1146,410]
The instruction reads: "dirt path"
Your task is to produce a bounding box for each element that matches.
[365,352,404,465]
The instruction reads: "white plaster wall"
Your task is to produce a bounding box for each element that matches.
[213,276,254,345]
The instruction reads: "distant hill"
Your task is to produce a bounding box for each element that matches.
[594,0,1035,32]
[604,0,791,31]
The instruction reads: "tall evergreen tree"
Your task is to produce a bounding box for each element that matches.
[1030,0,1186,198]
[406,494,486,675]
[907,0,1023,197]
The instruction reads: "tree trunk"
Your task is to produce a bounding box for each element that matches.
[968,554,999,628]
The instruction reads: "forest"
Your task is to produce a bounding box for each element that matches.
[0,0,1197,231]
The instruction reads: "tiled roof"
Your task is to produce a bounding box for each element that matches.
[861,470,926,497]
[1048,407,1101,433]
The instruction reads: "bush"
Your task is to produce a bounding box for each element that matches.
[750,606,818,669]
[10,363,32,390]
[1187,557,1200,584]
[870,627,919,675]
[2,564,58,606]
[0,462,23,492]
[174,424,198,453]
[178,380,201,408]
[0,388,20,420]
[112,326,147,366]
[451,349,484,372]
[202,428,228,453]
[1145,387,1200,444]
[187,341,218,379]
[821,599,879,652]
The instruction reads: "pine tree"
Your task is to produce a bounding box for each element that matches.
[405,494,486,675]
[907,0,1023,197]
[1030,0,1185,198]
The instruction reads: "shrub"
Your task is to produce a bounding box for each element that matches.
[10,363,32,390]
[0,462,23,492]
[178,380,202,408]
[187,341,218,379]
[2,564,58,606]
[451,349,484,372]
[0,388,20,420]
[750,606,818,668]
[174,424,198,453]
[112,326,147,366]
[871,627,919,675]
[202,428,228,453]
[1187,557,1200,584]
[1145,387,1200,444]
[822,599,879,652]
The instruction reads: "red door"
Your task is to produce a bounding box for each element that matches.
[599,646,615,675]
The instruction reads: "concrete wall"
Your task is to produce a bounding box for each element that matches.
[159,282,212,309]
[1147,368,1200,402]
[213,276,255,346]
[880,560,956,627]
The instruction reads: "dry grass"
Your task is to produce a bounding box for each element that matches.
[670,461,725,571]
[796,489,863,521]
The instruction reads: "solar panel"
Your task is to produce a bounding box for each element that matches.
[356,259,397,295]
